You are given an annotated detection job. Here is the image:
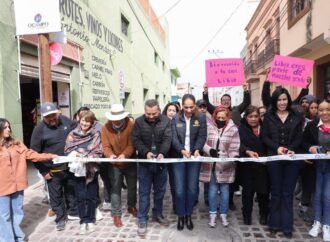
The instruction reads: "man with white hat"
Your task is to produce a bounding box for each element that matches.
[30,102,78,231]
[101,104,137,228]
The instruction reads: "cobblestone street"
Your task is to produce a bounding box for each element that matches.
[22,181,322,242]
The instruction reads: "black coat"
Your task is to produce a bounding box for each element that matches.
[202,90,250,125]
[171,112,207,158]
[260,109,304,156]
[132,114,172,158]
[238,121,269,194]
[261,81,309,108]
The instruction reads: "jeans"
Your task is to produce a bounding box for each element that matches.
[75,174,99,224]
[110,164,137,216]
[167,164,176,205]
[47,170,78,223]
[204,183,209,202]
[138,164,167,224]
[313,160,330,225]
[99,163,112,203]
[208,173,229,214]
[267,160,301,233]
[0,191,25,242]
[300,162,315,206]
[172,162,201,216]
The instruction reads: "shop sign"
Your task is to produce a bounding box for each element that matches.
[14,0,61,35]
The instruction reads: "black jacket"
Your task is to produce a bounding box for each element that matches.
[171,112,207,158]
[260,109,304,156]
[203,90,250,125]
[302,117,321,152]
[261,81,309,108]
[239,121,266,157]
[30,115,76,175]
[132,114,172,159]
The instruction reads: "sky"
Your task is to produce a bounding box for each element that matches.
[149,0,260,99]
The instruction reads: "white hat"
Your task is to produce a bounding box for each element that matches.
[40,102,58,117]
[105,104,130,121]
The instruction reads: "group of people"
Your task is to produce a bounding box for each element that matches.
[0,77,330,242]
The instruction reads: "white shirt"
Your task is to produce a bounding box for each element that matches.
[184,114,191,152]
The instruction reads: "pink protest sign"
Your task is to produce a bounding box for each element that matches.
[205,58,245,87]
[269,55,314,88]
[49,42,63,66]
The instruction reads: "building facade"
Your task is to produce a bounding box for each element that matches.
[0,0,171,144]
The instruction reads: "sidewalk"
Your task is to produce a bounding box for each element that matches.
[22,181,322,242]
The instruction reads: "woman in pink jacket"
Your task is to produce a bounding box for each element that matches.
[0,118,55,242]
[200,106,240,228]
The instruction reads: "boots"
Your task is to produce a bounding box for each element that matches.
[220,214,229,227]
[208,213,217,228]
[309,220,322,237]
[177,216,184,231]
[185,215,194,230]
[323,225,330,242]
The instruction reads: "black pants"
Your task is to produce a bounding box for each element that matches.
[46,170,78,223]
[300,162,316,206]
[75,174,99,224]
[99,163,112,203]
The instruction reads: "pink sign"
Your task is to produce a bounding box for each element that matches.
[205,58,245,87]
[269,55,314,88]
[49,42,63,66]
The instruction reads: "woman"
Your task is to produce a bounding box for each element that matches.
[64,111,103,235]
[261,87,304,238]
[171,94,207,231]
[303,100,330,241]
[102,104,137,227]
[239,105,269,225]
[200,105,239,228]
[0,118,55,242]
[162,102,179,212]
[307,100,318,122]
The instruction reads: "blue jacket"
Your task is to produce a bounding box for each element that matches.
[171,112,207,158]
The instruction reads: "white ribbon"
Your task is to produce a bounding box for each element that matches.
[52,153,330,164]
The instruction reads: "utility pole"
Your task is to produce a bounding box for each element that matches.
[38,33,52,103]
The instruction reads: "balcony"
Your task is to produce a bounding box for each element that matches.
[244,60,256,76]
[255,39,280,71]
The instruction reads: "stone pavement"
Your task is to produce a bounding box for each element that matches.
[22,181,323,242]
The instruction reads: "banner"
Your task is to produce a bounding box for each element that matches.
[268,55,314,88]
[53,153,330,164]
[205,58,245,87]
[14,0,61,35]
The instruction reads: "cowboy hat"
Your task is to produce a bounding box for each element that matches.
[105,104,130,121]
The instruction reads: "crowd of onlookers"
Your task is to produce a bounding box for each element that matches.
[0,76,330,242]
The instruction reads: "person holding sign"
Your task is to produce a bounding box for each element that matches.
[302,100,330,241]
[261,87,304,238]
[171,94,207,231]
[203,83,250,125]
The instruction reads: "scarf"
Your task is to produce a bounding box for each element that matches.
[319,124,330,134]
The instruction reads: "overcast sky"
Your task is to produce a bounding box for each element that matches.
[149,0,259,98]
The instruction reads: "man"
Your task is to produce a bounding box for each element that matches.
[132,99,172,236]
[30,102,77,231]
[196,99,207,113]
[203,83,250,125]
[101,104,137,227]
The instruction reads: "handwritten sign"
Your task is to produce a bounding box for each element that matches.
[269,55,314,88]
[205,58,245,87]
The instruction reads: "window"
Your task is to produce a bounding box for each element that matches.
[162,61,165,71]
[143,88,148,101]
[288,0,311,28]
[121,14,129,37]
[155,94,159,102]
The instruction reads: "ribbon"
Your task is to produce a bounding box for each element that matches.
[52,153,330,164]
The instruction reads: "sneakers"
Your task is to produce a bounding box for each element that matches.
[208,213,217,228]
[79,223,88,235]
[323,225,330,242]
[56,220,66,231]
[102,202,111,211]
[95,208,103,221]
[309,220,322,237]
[87,223,95,233]
[234,190,242,196]
[153,215,170,226]
[67,214,80,220]
[220,214,229,227]
[137,223,147,236]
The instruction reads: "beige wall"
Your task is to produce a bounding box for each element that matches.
[280,0,330,55]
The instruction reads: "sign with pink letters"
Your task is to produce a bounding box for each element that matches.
[205,58,245,87]
[268,55,314,88]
